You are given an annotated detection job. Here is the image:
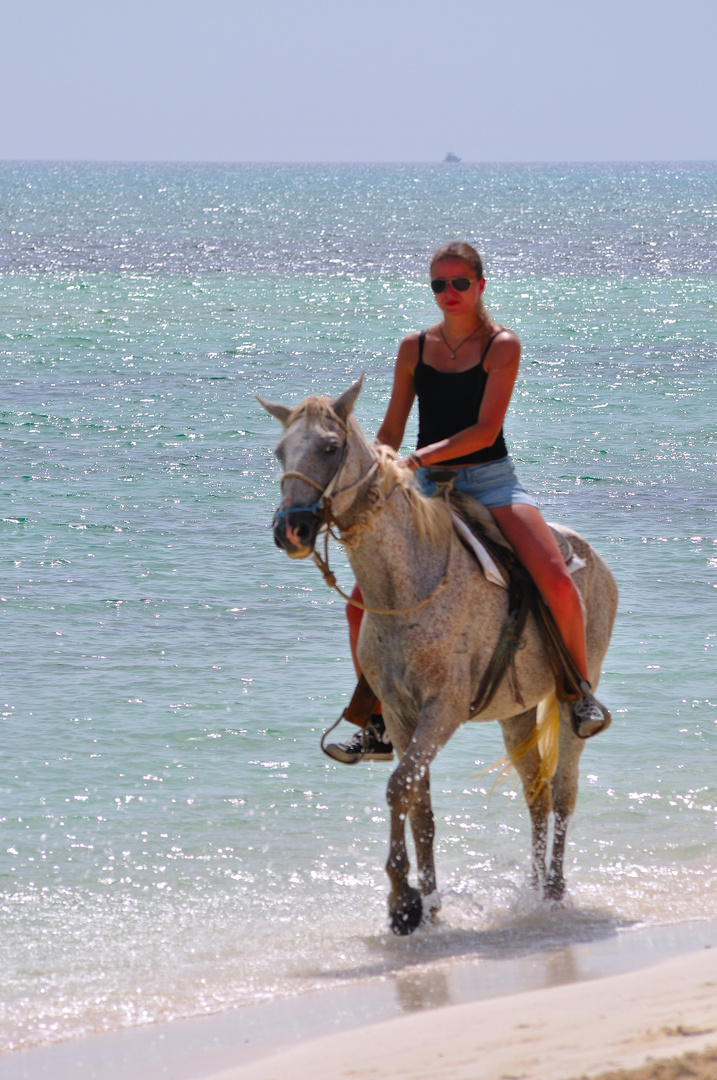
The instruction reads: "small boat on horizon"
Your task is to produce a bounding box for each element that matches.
[443,151,461,163]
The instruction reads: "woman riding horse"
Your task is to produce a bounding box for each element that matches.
[325,241,610,764]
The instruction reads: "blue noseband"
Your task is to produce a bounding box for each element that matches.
[273,502,323,519]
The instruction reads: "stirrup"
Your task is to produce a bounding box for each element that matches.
[571,680,612,739]
[320,675,379,760]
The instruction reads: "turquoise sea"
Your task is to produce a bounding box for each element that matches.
[1,162,715,1054]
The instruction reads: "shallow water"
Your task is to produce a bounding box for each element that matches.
[1,162,716,1052]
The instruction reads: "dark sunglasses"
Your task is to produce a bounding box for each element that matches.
[430,276,474,294]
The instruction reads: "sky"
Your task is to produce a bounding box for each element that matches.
[2,0,716,162]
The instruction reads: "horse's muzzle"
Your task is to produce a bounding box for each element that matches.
[273,509,322,559]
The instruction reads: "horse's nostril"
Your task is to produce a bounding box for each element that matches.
[274,510,319,553]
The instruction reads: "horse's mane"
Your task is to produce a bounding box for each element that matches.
[371,444,454,546]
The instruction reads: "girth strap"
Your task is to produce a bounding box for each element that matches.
[469,564,532,715]
[468,532,585,718]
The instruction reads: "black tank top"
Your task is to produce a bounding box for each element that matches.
[413,329,508,467]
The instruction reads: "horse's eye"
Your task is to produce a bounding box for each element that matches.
[324,442,339,454]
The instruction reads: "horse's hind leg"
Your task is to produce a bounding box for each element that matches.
[409,768,439,917]
[545,704,584,901]
[499,709,550,890]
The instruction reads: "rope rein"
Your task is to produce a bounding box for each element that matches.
[312,529,451,617]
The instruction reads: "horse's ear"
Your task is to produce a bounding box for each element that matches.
[256,396,293,427]
[331,375,364,424]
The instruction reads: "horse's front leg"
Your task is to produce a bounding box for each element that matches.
[384,697,460,935]
[409,768,440,917]
[385,750,425,936]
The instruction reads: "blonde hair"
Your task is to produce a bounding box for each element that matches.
[431,241,493,335]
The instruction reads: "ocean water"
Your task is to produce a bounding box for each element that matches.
[0,162,715,1054]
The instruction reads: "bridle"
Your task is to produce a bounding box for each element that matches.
[274,415,450,617]
[273,429,380,530]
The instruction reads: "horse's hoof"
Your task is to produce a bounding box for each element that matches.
[390,889,423,936]
[529,870,545,892]
[544,876,565,903]
[422,888,441,920]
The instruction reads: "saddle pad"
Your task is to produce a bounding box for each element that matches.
[451,512,586,590]
[452,514,507,587]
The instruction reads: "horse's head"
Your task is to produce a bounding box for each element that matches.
[258,377,364,558]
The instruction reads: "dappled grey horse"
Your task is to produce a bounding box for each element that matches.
[261,380,617,934]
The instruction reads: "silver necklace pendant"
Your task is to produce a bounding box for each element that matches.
[441,326,478,361]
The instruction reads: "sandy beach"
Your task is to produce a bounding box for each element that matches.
[204,948,717,1080]
[4,923,717,1080]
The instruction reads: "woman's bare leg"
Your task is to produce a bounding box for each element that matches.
[489,503,589,680]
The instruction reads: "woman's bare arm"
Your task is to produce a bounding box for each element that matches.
[376,334,420,451]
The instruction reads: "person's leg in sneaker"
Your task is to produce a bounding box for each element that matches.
[323,584,395,763]
[323,715,394,764]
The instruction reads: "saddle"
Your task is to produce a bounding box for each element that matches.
[448,491,585,587]
[341,477,586,731]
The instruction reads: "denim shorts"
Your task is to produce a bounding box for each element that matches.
[414,455,537,510]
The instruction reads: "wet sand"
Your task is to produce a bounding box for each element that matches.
[2,921,717,1080]
[204,948,717,1080]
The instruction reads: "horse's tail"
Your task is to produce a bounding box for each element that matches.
[505,691,561,805]
[480,690,561,803]
[533,690,560,801]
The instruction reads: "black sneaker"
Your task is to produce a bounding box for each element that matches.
[571,683,612,739]
[323,715,394,764]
